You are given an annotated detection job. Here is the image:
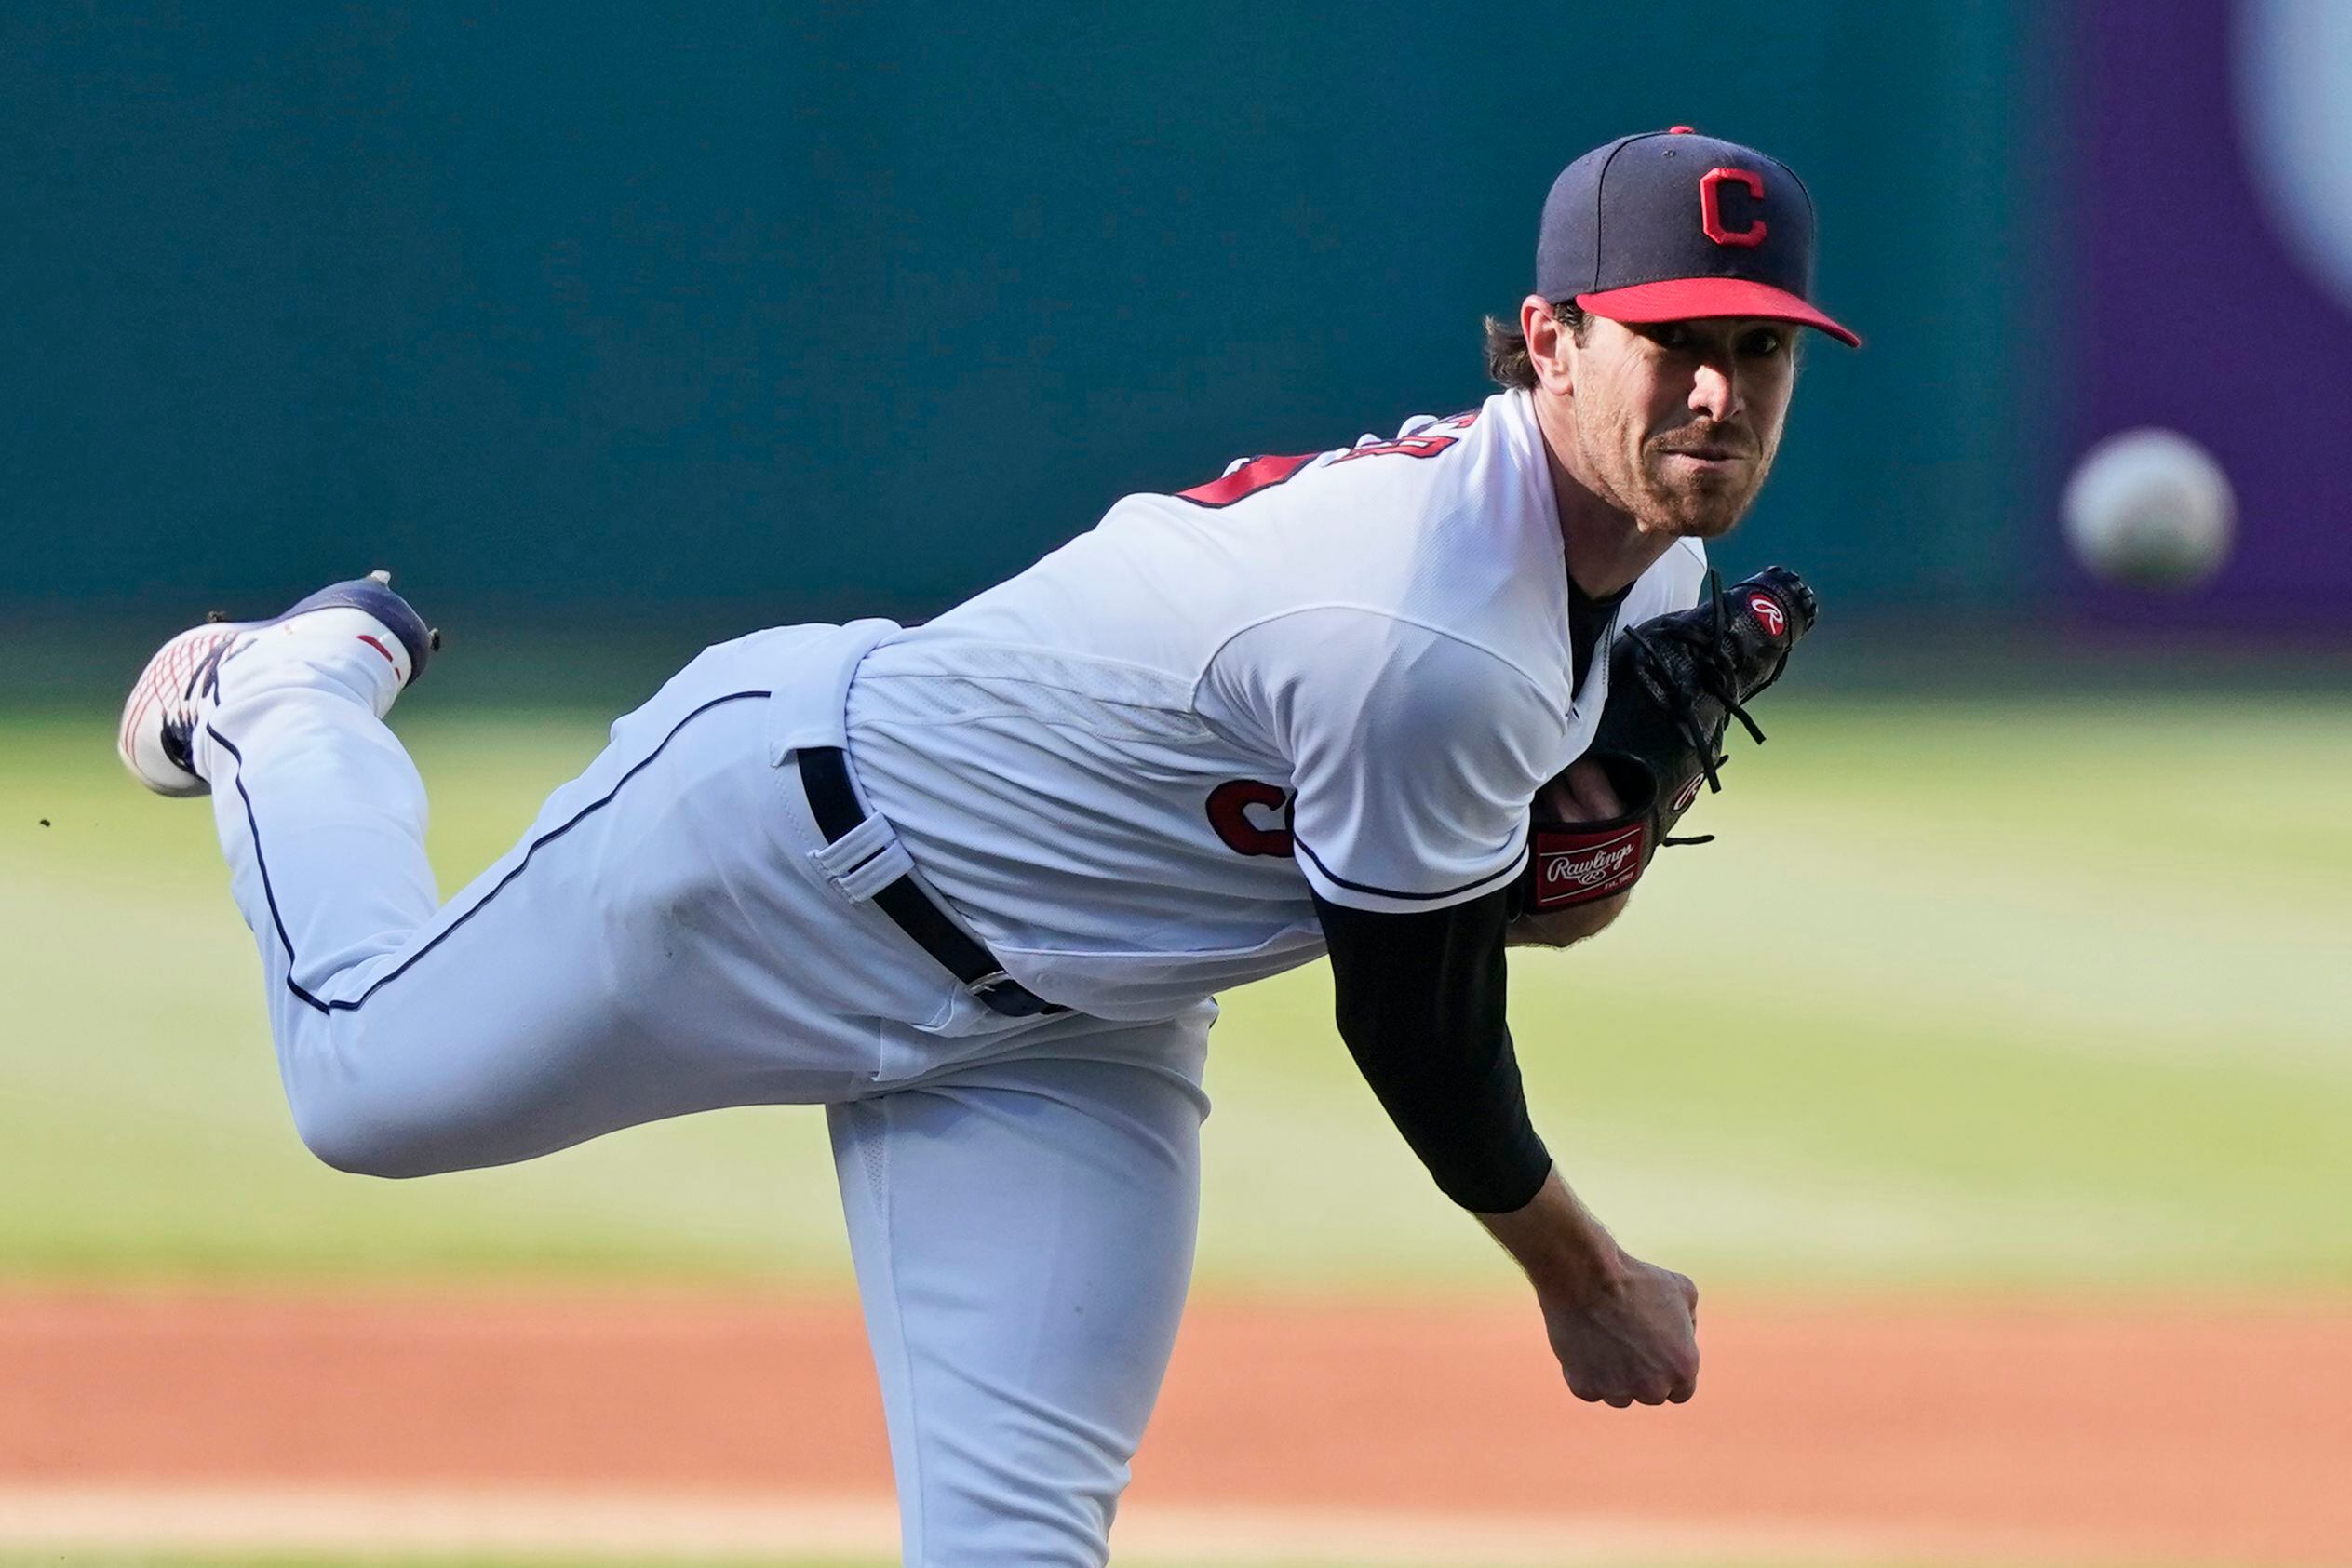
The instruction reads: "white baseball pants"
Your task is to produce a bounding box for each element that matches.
[195,621,1213,1566]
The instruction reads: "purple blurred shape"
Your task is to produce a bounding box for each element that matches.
[2076,0,2352,625]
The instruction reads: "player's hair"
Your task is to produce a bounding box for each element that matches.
[1483,301,1588,390]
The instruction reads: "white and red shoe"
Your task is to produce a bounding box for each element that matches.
[117,570,440,797]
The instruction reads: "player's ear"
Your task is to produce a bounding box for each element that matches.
[1521,295,1576,396]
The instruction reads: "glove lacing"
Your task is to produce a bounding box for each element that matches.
[1617,570,1782,848]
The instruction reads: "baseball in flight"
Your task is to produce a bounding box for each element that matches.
[2062,427,2237,589]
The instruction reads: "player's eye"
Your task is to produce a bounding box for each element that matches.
[1739,328,1787,358]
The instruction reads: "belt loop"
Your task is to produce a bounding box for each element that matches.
[827,838,916,905]
[795,745,1064,1019]
[810,812,901,885]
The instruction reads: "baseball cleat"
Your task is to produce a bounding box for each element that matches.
[117,570,441,797]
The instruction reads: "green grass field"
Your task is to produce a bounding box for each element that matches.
[5,692,2346,1294]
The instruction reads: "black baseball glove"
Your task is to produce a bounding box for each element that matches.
[1510,566,1818,916]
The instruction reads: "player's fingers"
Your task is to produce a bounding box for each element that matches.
[1553,757,1626,819]
[1604,1391,1633,1409]
[1675,1271,1700,1315]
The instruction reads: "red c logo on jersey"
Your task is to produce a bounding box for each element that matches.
[1700,168,1767,248]
[1749,594,1786,637]
[1206,780,1295,857]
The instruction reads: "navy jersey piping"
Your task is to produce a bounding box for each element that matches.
[212,690,771,1018]
[1293,831,1525,903]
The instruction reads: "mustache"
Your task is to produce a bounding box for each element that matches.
[1646,422,1760,460]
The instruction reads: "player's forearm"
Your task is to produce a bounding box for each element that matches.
[1341,1031,1553,1212]
[1475,1164,1628,1303]
[1504,890,1629,948]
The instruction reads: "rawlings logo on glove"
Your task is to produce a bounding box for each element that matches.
[1524,817,1650,912]
[1510,566,1817,918]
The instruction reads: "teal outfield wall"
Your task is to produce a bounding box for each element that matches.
[3,3,2061,625]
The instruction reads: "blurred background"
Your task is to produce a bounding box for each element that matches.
[3,4,2346,1566]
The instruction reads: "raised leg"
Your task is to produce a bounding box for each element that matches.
[198,627,916,1175]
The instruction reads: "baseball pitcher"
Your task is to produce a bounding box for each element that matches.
[117,127,1853,1566]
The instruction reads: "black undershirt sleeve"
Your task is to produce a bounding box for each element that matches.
[1567,577,1631,691]
[1312,887,1552,1213]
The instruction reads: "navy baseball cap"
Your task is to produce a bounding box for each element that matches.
[1537,127,1859,347]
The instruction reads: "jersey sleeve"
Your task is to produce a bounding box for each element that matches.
[1205,608,1566,914]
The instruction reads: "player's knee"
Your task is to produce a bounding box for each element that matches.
[287,1087,450,1179]
[291,1110,419,1178]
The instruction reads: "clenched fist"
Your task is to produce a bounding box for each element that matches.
[1478,1167,1701,1408]
[1540,1251,1700,1407]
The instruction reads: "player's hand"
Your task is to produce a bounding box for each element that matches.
[1479,1171,1700,1406]
[1538,756,1626,820]
[1505,758,1633,948]
[1538,1250,1700,1407]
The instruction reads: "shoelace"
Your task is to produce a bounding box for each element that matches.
[156,620,240,773]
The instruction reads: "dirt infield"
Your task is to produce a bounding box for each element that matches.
[3,1290,2347,1564]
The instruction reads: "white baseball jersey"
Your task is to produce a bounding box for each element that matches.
[845,387,1708,1019]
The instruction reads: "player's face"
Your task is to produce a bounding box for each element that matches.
[1567,315,1797,539]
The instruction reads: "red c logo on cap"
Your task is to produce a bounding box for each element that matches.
[1700,168,1767,248]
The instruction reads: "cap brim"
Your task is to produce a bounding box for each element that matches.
[1576,277,1861,347]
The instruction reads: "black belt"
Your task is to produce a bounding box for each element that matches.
[797,745,1063,1018]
